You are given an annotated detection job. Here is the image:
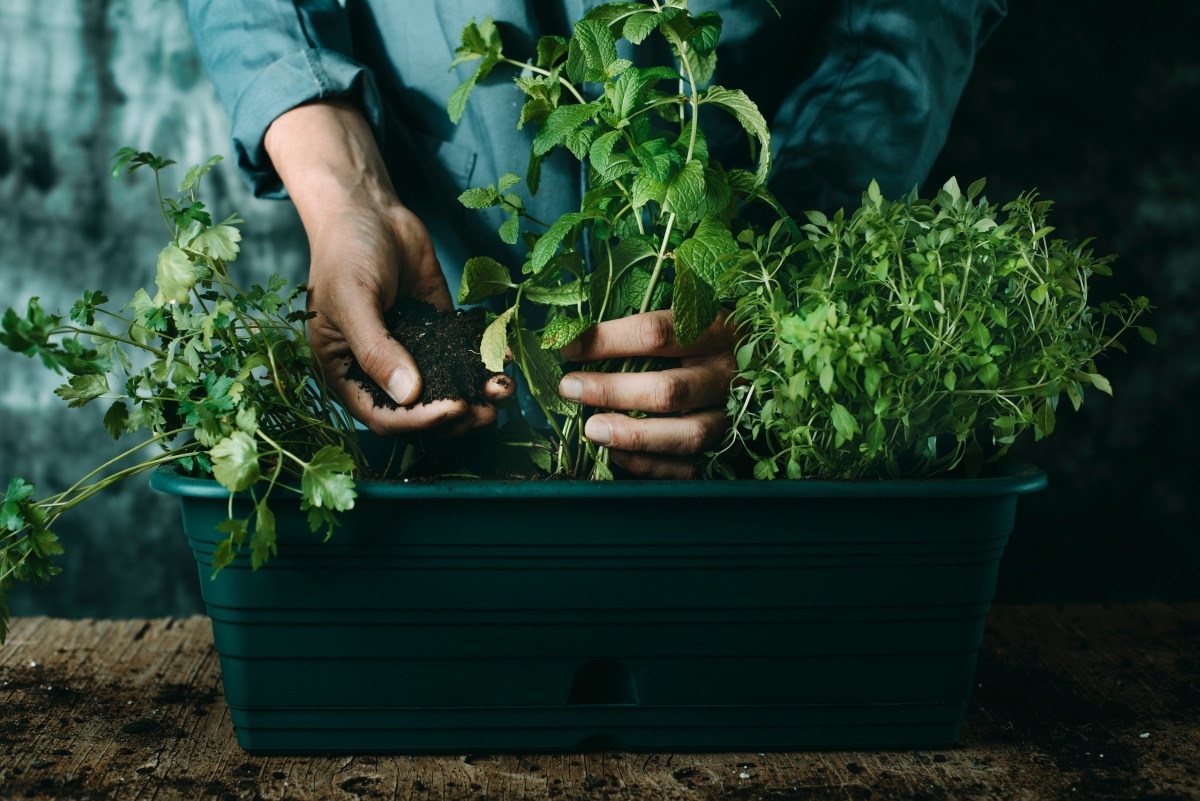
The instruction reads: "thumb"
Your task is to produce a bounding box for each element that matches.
[343,313,422,406]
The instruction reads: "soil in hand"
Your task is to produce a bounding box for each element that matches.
[346,296,500,407]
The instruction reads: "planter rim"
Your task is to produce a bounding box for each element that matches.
[150,458,1047,501]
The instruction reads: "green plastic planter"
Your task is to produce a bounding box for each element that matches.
[150,460,1046,754]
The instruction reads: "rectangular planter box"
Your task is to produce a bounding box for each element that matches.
[151,460,1046,754]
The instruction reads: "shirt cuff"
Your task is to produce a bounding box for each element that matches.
[230,47,382,199]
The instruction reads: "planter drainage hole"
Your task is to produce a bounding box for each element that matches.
[567,659,639,706]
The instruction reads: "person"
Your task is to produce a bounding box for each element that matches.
[183,0,1006,478]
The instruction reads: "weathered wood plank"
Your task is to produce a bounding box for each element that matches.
[1,605,1198,800]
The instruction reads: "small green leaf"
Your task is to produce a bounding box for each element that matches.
[103,400,129,440]
[672,266,719,346]
[301,446,357,512]
[515,328,574,416]
[481,307,516,373]
[524,280,589,306]
[458,187,498,209]
[699,86,771,184]
[210,431,260,492]
[532,101,602,156]
[154,244,205,306]
[674,216,738,286]
[541,316,593,349]
[830,403,858,443]
[192,223,242,261]
[53,374,110,408]
[458,256,514,304]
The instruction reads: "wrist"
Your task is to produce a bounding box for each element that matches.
[263,99,403,232]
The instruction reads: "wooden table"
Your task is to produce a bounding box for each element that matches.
[1,605,1197,801]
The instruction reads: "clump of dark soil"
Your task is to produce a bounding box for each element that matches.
[346,296,500,407]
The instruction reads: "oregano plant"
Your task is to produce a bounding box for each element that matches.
[715,177,1154,479]
[0,150,364,643]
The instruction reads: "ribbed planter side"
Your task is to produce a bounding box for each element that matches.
[151,461,1047,754]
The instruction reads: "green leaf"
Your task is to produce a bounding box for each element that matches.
[830,402,859,443]
[571,18,619,81]
[515,328,574,416]
[301,446,357,512]
[672,266,719,346]
[1137,326,1157,345]
[532,101,602,156]
[541,316,593,349]
[210,539,235,577]
[481,307,516,373]
[524,280,589,306]
[153,245,204,306]
[674,215,738,286]
[663,159,706,221]
[177,155,223,192]
[458,257,514,304]
[1086,372,1113,396]
[210,431,260,493]
[192,223,241,261]
[53,374,110,408]
[699,86,771,184]
[103,400,129,440]
[251,500,277,569]
[531,212,588,272]
[458,187,498,209]
[498,213,521,245]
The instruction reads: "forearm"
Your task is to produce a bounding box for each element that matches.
[263,100,403,239]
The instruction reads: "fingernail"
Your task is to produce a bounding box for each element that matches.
[387,368,419,406]
[559,375,582,401]
[585,417,611,446]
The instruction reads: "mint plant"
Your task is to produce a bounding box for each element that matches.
[448,1,781,479]
[716,178,1155,479]
[0,150,362,643]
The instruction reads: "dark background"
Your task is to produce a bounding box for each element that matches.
[1,1,1196,618]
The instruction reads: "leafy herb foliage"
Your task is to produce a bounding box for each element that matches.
[0,150,364,643]
[448,0,1151,482]
[717,178,1154,479]
[449,0,778,479]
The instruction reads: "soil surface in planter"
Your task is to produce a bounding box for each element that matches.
[346,297,503,407]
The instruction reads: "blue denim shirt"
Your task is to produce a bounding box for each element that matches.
[184,0,1005,281]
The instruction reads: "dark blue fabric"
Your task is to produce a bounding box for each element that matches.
[184,0,1006,277]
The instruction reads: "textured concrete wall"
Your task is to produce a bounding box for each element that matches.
[0,0,308,617]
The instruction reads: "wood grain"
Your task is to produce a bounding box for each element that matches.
[1,605,1197,800]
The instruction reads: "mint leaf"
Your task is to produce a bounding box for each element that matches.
[663,159,706,221]
[531,212,588,272]
[700,86,772,184]
[541,316,593,349]
[515,328,574,416]
[672,265,719,346]
[524,280,589,306]
[532,101,603,157]
[480,307,515,373]
[675,215,739,286]
[458,257,514,304]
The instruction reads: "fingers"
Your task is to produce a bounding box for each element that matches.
[584,408,728,457]
[562,309,734,361]
[560,360,731,413]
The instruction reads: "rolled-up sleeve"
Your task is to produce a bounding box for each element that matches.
[769,0,1007,214]
[183,0,383,198]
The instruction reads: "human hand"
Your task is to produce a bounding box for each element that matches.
[557,310,737,479]
[265,100,512,436]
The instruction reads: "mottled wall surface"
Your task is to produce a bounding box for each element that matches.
[929,1,1200,601]
[1,1,1196,618]
[0,0,308,618]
